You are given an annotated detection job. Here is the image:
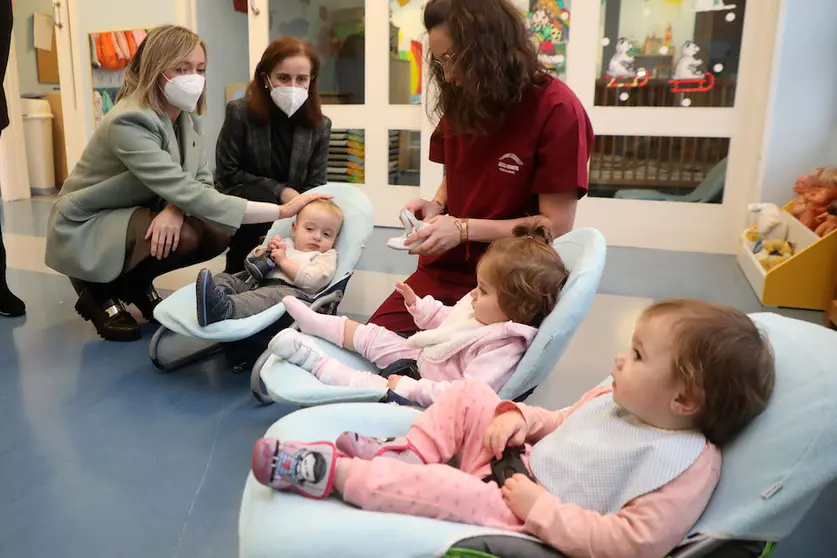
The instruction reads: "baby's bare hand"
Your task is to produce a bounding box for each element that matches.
[483,411,528,459]
[270,246,287,264]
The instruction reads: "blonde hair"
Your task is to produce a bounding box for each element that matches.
[299,199,344,233]
[477,224,568,327]
[116,25,207,115]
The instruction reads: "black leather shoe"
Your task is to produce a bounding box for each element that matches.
[74,289,142,342]
[120,283,163,323]
[0,283,25,317]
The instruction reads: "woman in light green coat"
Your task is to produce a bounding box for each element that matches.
[45,25,327,342]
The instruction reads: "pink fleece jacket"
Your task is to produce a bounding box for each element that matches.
[393,295,538,406]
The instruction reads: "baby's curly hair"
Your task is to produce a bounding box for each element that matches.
[477,224,568,327]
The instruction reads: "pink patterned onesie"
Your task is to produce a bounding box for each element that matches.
[342,294,537,406]
[336,381,722,558]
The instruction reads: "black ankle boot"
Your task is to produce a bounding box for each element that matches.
[74,289,142,342]
[0,282,25,317]
[119,283,163,323]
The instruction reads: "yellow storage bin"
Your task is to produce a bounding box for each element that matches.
[737,203,837,311]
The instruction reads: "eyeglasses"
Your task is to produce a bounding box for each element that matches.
[433,51,456,70]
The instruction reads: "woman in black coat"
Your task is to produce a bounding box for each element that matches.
[215,36,331,273]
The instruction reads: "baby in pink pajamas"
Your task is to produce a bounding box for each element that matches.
[268,224,568,406]
[251,299,776,558]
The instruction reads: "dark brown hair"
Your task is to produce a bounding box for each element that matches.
[423,0,548,135]
[245,37,324,128]
[642,300,776,447]
[477,224,568,327]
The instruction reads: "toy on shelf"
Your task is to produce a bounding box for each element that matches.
[745,203,788,243]
[816,201,837,237]
[790,166,837,234]
[753,238,795,272]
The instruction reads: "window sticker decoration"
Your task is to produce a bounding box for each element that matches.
[526,0,571,78]
[599,0,742,106]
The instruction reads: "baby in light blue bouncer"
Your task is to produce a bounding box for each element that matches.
[195,199,343,327]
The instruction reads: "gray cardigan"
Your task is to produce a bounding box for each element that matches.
[214,98,330,197]
[45,98,247,283]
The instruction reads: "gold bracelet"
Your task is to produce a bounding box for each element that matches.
[454,218,469,244]
[433,199,446,213]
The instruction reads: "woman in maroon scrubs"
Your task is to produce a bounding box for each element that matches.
[369,0,594,335]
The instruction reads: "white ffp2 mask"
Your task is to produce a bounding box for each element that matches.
[270,86,309,117]
[162,74,205,113]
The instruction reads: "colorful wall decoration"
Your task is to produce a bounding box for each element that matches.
[390,0,426,105]
[526,0,571,78]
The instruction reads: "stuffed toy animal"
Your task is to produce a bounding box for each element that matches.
[815,201,837,237]
[747,203,788,242]
[792,167,837,230]
[755,239,794,272]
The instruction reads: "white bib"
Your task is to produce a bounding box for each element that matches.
[528,393,706,515]
[407,297,496,362]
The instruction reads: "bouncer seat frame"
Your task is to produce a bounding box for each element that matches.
[148,184,374,372]
[238,312,837,558]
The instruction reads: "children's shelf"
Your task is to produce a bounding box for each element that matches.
[737,203,837,311]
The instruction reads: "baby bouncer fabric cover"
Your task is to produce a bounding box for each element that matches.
[238,312,837,557]
[255,227,607,406]
[152,184,374,342]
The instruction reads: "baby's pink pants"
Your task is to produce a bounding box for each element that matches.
[338,381,527,530]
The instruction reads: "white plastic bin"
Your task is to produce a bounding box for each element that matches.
[20,98,56,194]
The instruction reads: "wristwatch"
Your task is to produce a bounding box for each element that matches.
[453,218,469,244]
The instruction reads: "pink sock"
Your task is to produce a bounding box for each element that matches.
[313,358,388,390]
[283,296,347,346]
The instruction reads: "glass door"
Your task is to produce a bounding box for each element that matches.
[248,0,442,227]
[524,0,769,254]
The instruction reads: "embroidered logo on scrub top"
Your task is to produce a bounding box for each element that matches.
[498,153,524,175]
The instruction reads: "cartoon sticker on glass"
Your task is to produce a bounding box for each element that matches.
[605,38,649,89]
[670,40,715,93]
[527,0,570,77]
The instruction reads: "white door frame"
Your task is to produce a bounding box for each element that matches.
[568,0,780,254]
[0,39,31,201]
[248,0,441,228]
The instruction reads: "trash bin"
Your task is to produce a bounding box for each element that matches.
[20,98,56,195]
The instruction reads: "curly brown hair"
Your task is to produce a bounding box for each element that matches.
[245,37,324,128]
[477,224,568,327]
[423,0,548,135]
[642,300,776,447]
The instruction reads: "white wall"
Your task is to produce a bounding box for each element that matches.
[12,0,58,95]
[756,0,837,206]
[196,0,250,171]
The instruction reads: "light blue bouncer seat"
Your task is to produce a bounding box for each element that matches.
[248,228,607,407]
[149,184,374,370]
[239,312,837,558]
